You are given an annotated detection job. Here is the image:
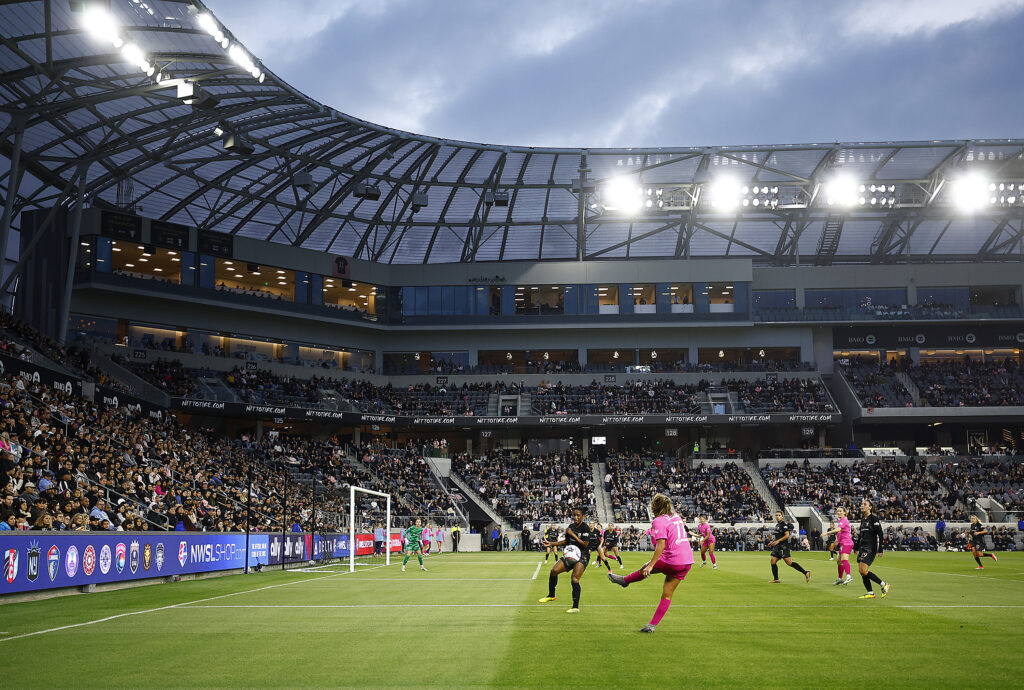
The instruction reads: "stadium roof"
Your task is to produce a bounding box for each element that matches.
[2,0,1024,266]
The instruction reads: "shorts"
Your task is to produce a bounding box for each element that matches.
[561,552,590,570]
[770,544,791,560]
[652,561,692,581]
[701,537,716,546]
[603,542,618,551]
[971,540,985,551]
[856,548,877,566]
[839,543,854,555]
[403,543,421,554]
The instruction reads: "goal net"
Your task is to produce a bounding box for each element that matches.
[349,485,393,572]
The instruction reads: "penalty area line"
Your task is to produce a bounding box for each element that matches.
[532,561,542,580]
[178,603,1024,610]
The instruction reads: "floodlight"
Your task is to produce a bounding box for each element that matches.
[707,177,741,210]
[222,134,254,156]
[354,183,381,201]
[603,177,644,213]
[493,191,510,207]
[825,175,858,206]
[177,81,219,109]
[411,192,429,212]
[81,5,121,47]
[952,174,989,212]
[293,172,313,192]
[195,12,218,35]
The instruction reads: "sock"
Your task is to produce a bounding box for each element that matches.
[710,553,716,565]
[983,553,994,559]
[771,563,779,580]
[417,555,423,566]
[862,574,873,592]
[571,581,581,608]
[844,561,851,577]
[790,561,806,575]
[650,598,671,626]
[403,554,410,566]
[837,561,844,577]
[701,552,707,563]
[624,568,647,584]
[867,571,882,585]
[545,554,549,561]
[548,574,557,598]
[616,555,623,566]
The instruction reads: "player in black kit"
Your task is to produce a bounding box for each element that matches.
[600,522,625,570]
[856,499,890,599]
[539,507,594,614]
[767,510,811,583]
[967,514,998,569]
[543,524,560,562]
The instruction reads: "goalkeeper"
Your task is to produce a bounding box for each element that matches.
[402,518,429,572]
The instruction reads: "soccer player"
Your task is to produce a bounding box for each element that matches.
[825,519,838,561]
[697,515,717,570]
[967,514,998,569]
[543,523,559,562]
[539,508,595,613]
[767,510,811,583]
[434,525,444,554]
[607,493,695,633]
[855,499,889,599]
[601,522,625,569]
[824,507,854,585]
[421,523,433,554]
[401,518,428,572]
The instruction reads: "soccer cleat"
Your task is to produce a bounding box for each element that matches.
[768,579,781,583]
[975,566,985,570]
[880,582,890,597]
[700,561,707,568]
[566,607,580,614]
[712,564,718,570]
[538,596,556,603]
[842,575,853,585]
[832,578,843,586]
[607,572,628,588]
[639,623,656,633]
[401,565,405,572]
[990,554,998,562]
[805,571,812,583]
[618,564,624,569]
[858,593,876,599]
[421,566,428,571]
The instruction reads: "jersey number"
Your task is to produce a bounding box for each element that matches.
[674,522,686,544]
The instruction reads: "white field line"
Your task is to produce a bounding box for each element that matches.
[532,561,542,580]
[179,603,1024,610]
[0,564,386,644]
[879,564,1024,582]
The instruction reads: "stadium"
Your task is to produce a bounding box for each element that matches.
[1,0,1022,686]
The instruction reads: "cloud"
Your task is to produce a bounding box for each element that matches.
[843,0,1024,39]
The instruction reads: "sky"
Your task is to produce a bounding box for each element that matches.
[153,1,1024,149]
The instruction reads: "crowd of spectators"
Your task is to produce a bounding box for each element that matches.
[839,357,914,408]
[115,356,196,397]
[531,379,704,415]
[338,379,499,416]
[354,442,456,518]
[908,359,1024,407]
[606,453,769,523]
[761,458,962,520]
[722,377,835,413]
[224,367,326,406]
[455,450,595,523]
[933,459,1024,517]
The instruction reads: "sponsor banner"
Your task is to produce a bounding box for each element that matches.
[0,533,274,595]
[834,323,1024,350]
[0,351,82,397]
[266,533,308,566]
[168,398,840,426]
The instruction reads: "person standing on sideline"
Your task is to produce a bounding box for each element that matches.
[521,525,531,551]
[935,516,946,544]
[452,523,461,552]
[373,522,385,556]
[491,524,501,551]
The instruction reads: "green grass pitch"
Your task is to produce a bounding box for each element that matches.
[1,551,1021,688]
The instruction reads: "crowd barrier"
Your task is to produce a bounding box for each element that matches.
[1,531,402,595]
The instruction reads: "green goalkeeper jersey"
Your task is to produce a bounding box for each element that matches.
[404,525,424,548]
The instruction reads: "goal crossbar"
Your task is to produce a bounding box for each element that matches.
[349,485,392,572]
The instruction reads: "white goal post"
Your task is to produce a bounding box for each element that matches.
[349,485,392,573]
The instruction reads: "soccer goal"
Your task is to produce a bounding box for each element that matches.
[349,485,392,572]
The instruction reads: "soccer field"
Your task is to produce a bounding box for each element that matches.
[1,551,1021,688]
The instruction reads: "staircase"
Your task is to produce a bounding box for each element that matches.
[518,391,533,416]
[486,393,500,416]
[198,375,239,402]
[591,462,614,523]
[742,461,782,515]
[816,213,844,264]
[895,372,921,405]
[448,471,512,530]
[706,387,732,414]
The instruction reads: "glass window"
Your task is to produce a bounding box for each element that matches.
[214,260,294,302]
[752,289,796,309]
[805,288,906,313]
[111,241,183,285]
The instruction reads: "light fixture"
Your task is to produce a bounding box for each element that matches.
[952,174,990,212]
[613,351,619,359]
[718,350,725,358]
[651,350,658,359]
[602,177,644,214]
[707,177,742,210]
[825,175,859,207]
[80,5,122,49]
[353,182,382,201]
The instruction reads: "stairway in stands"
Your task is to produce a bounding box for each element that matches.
[592,462,614,524]
[741,461,782,514]
[447,471,512,530]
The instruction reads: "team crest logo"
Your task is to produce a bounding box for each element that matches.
[129,541,139,574]
[115,543,126,574]
[26,541,40,582]
[4,548,17,584]
[143,543,152,571]
[83,545,96,576]
[47,545,60,581]
[99,545,112,575]
[65,545,79,577]
[156,543,165,571]
[178,541,187,567]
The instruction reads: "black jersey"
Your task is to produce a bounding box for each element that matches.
[773,520,792,543]
[566,521,594,556]
[970,522,987,543]
[857,514,884,553]
[544,527,559,543]
[603,529,619,548]
[587,528,602,552]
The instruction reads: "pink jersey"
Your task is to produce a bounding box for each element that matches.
[698,523,715,542]
[837,517,853,546]
[649,513,695,566]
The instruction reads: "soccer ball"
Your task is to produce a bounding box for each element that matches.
[563,545,582,565]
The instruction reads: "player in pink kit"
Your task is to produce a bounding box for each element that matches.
[697,515,718,570]
[607,493,695,633]
[824,507,854,585]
